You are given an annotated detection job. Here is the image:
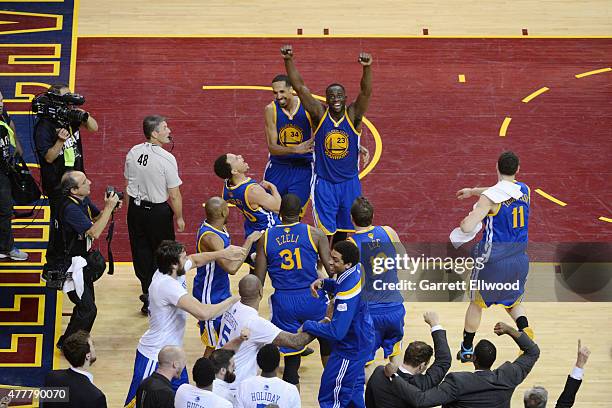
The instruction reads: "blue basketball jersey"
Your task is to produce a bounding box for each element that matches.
[349,226,404,304]
[313,109,361,183]
[476,181,530,263]
[263,222,319,290]
[223,177,280,237]
[194,221,231,304]
[270,99,313,165]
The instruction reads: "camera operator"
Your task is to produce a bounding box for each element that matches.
[0,89,28,261]
[34,83,98,264]
[55,170,120,349]
[124,115,183,314]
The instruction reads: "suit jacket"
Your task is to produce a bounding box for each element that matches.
[365,329,451,408]
[555,375,582,408]
[391,332,540,408]
[43,368,107,408]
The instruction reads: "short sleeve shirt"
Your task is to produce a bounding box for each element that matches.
[60,196,100,255]
[124,142,182,203]
[137,261,191,360]
[34,118,84,194]
[217,302,282,385]
[174,384,232,408]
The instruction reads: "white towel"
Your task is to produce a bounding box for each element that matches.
[62,256,88,299]
[482,180,523,204]
[450,223,482,249]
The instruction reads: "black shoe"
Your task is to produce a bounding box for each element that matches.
[301,347,315,357]
[139,294,149,315]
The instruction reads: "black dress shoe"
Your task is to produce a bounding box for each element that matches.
[139,294,149,315]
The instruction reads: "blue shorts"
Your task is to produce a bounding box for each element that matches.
[367,302,405,362]
[470,252,529,308]
[270,288,328,355]
[124,349,189,407]
[198,316,222,348]
[312,175,362,235]
[319,352,367,408]
[264,161,313,213]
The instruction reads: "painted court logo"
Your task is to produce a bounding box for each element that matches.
[324,129,349,159]
[279,124,303,146]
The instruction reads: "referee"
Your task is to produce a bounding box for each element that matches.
[125,115,184,314]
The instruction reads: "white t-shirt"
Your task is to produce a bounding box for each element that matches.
[236,376,301,408]
[216,302,282,385]
[213,379,237,406]
[138,261,192,360]
[125,142,182,203]
[174,383,232,408]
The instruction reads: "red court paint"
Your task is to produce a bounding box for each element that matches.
[75,37,612,259]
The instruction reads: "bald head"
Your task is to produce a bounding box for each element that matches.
[239,274,262,299]
[158,345,185,367]
[205,196,228,221]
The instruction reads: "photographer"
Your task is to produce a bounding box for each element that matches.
[34,83,98,263]
[0,90,28,261]
[55,170,120,349]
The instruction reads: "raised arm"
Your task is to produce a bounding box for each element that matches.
[348,52,373,129]
[248,181,281,213]
[456,186,489,200]
[281,45,325,122]
[199,231,261,275]
[494,322,540,386]
[177,293,240,321]
[187,245,249,269]
[419,312,451,390]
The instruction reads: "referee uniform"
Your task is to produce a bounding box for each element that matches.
[125,142,182,309]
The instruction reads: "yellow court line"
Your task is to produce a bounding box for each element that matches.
[499,117,511,137]
[202,85,382,179]
[598,216,612,223]
[534,188,567,207]
[203,85,271,91]
[575,67,611,78]
[0,294,45,326]
[53,291,63,370]
[78,34,612,39]
[0,334,43,367]
[522,87,549,103]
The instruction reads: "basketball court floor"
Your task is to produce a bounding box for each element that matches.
[1,1,611,406]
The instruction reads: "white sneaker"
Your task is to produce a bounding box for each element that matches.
[0,248,29,261]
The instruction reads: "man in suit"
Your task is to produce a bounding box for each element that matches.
[384,321,540,408]
[44,330,106,407]
[365,311,451,408]
[524,339,590,408]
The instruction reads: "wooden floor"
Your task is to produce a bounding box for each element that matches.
[54,264,612,407]
[78,0,612,36]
